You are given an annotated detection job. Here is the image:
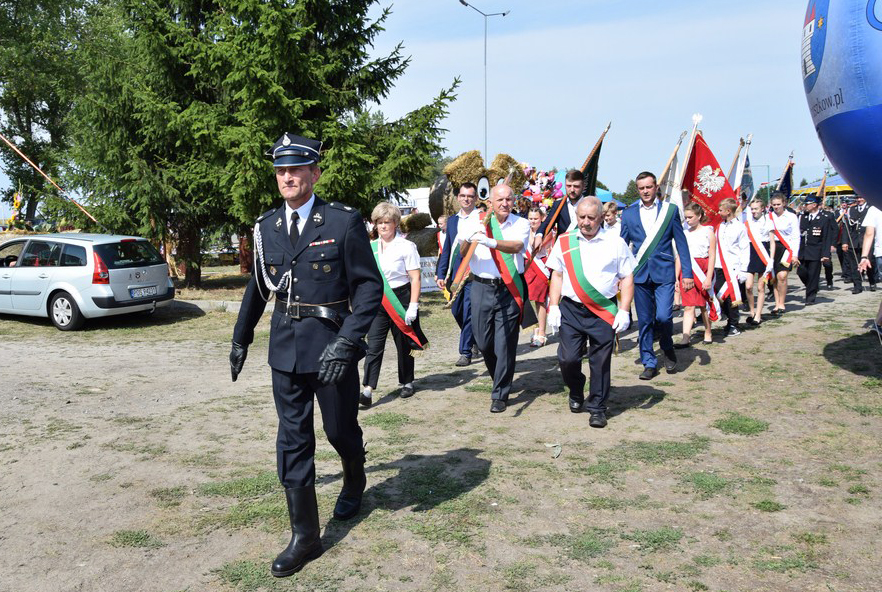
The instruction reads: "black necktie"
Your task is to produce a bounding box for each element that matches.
[289,212,300,249]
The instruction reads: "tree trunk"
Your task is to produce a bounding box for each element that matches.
[238,227,253,274]
[177,221,202,287]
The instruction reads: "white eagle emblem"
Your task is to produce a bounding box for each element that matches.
[695,165,725,197]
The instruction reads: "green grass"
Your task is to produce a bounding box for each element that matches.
[360,411,411,430]
[751,499,786,512]
[609,435,710,464]
[584,496,626,510]
[199,471,277,499]
[681,472,732,499]
[621,527,684,552]
[712,412,770,435]
[108,529,164,549]
[149,486,188,508]
[548,528,616,562]
[847,484,870,495]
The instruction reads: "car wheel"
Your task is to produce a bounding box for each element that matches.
[49,291,85,331]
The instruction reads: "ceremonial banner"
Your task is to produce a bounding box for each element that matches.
[681,132,737,228]
[777,158,794,199]
[740,155,756,202]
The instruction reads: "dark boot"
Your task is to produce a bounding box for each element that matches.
[271,486,323,578]
[333,455,366,520]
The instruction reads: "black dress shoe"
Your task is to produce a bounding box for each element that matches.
[400,384,415,398]
[662,349,677,373]
[455,355,471,367]
[853,287,864,294]
[569,398,585,413]
[490,400,506,413]
[358,393,372,408]
[871,285,877,292]
[639,367,659,380]
[471,344,482,358]
[745,317,759,326]
[589,412,607,428]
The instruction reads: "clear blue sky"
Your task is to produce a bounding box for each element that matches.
[1,0,824,218]
[368,0,827,192]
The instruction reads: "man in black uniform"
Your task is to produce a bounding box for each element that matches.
[797,195,833,304]
[820,201,836,288]
[230,133,382,577]
[842,195,877,293]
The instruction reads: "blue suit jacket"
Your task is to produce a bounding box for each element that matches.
[619,200,692,284]
[536,198,574,238]
[436,213,466,281]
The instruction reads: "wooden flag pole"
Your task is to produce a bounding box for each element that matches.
[675,113,703,190]
[726,137,745,181]
[579,121,611,174]
[658,130,688,202]
[0,131,103,228]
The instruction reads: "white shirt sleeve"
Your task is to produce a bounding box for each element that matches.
[546,239,564,273]
[404,240,420,271]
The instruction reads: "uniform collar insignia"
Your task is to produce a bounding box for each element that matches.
[275,217,282,229]
[312,210,323,226]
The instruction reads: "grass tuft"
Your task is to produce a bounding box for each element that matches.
[751,499,786,512]
[682,472,731,499]
[712,412,769,435]
[108,529,164,549]
[622,527,684,552]
[199,471,277,499]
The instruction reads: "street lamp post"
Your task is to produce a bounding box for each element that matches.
[458,0,509,166]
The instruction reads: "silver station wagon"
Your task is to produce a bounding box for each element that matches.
[0,233,175,330]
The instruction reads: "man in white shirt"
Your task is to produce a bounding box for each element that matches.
[844,196,878,293]
[768,193,801,314]
[546,197,635,428]
[457,183,530,413]
[858,201,881,284]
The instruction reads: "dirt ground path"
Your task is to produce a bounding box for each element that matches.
[1,282,880,592]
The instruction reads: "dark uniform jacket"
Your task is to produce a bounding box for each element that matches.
[843,205,871,248]
[233,197,382,373]
[536,198,576,238]
[799,210,834,261]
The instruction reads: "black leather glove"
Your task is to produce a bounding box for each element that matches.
[230,341,248,382]
[317,336,366,386]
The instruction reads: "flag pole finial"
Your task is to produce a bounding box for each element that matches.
[692,113,703,126]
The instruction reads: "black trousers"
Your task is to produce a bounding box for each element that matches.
[470,280,520,402]
[713,271,741,328]
[843,247,876,287]
[271,366,363,488]
[558,298,615,413]
[363,284,418,389]
[823,258,834,286]
[797,259,822,302]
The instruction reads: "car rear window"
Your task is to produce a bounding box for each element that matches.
[61,244,87,267]
[93,241,164,269]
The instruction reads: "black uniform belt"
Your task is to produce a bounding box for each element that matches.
[469,273,505,286]
[274,298,348,327]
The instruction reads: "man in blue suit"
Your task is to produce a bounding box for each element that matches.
[436,182,480,366]
[619,171,693,379]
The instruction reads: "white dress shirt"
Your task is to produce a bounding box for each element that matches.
[685,224,712,258]
[451,208,480,245]
[715,218,750,274]
[546,228,636,301]
[746,214,771,243]
[604,221,621,237]
[376,234,420,288]
[285,194,316,236]
[566,200,578,231]
[861,205,882,255]
[769,209,801,259]
[457,213,530,278]
[639,199,659,234]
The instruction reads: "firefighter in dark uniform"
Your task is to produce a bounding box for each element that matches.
[797,195,833,304]
[842,195,877,293]
[820,201,836,288]
[230,133,382,578]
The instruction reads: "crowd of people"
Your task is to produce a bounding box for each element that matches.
[227,132,879,579]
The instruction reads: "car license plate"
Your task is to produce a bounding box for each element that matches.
[130,285,158,299]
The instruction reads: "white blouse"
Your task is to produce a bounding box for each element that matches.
[376,234,420,288]
[685,224,712,259]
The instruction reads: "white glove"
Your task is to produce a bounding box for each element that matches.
[765,263,774,274]
[469,233,497,249]
[547,305,561,335]
[405,303,419,326]
[737,272,748,283]
[612,309,630,333]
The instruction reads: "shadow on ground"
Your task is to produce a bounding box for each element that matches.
[822,330,882,377]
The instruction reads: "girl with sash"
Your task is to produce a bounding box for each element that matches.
[768,192,801,315]
[744,199,775,325]
[674,203,717,347]
[361,203,428,407]
[525,207,550,347]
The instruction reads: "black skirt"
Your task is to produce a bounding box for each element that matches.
[747,241,771,274]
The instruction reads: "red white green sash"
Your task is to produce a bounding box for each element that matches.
[560,230,618,326]
[634,201,677,273]
[768,211,793,266]
[484,213,528,321]
[370,240,428,350]
[745,217,773,282]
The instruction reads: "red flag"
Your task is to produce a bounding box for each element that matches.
[681,132,737,229]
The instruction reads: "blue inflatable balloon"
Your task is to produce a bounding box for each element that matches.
[803,0,882,208]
